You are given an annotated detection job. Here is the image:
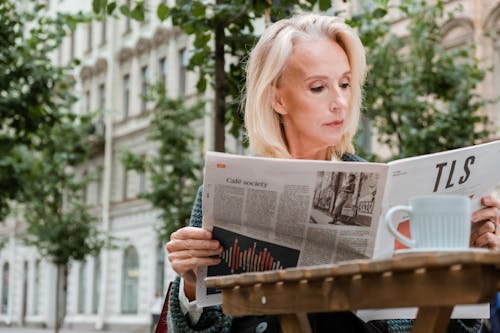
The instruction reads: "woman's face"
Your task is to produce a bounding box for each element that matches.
[273,38,352,160]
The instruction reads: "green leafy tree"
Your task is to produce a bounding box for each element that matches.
[0,1,90,219]
[0,0,60,219]
[1,1,105,332]
[350,0,490,160]
[94,0,332,152]
[22,112,106,333]
[122,83,205,241]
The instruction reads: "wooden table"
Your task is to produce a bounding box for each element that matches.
[205,251,500,333]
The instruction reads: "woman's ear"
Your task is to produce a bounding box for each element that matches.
[272,88,287,115]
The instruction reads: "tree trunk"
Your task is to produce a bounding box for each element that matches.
[54,265,60,333]
[214,0,226,152]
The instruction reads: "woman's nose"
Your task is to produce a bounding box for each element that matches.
[329,90,348,112]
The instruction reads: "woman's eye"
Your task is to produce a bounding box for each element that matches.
[310,85,325,93]
[340,82,351,89]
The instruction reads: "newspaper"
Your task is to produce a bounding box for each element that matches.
[196,140,500,313]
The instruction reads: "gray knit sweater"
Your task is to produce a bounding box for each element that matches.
[167,153,481,333]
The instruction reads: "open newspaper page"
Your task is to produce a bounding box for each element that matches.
[196,152,388,307]
[358,139,500,321]
[373,139,500,259]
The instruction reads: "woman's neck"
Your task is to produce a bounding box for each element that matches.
[290,147,329,160]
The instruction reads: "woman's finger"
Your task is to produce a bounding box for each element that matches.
[470,220,496,243]
[171,257,221,278]
[168,247,223,261]
[481,195,500,209]
[171,226,214,240]
[474,232,500,250]
[166,238,220,252]
[471,206,498,224]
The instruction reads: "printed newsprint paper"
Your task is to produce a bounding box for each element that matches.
[196,140,500,318]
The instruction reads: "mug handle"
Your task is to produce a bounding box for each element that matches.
[385,205,416,248]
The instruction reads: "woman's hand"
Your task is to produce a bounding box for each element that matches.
[166,227,222,300]
[470,195,500,250]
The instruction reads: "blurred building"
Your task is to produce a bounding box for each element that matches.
[0,0,499,331]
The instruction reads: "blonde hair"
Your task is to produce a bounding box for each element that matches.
[244,14,366,159]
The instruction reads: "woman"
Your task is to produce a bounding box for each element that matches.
[166,14,500,333]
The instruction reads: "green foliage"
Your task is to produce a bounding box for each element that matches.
[22,112,107,266]
[122,83,204,241]
[0,0,106,265]
[0,237,6,251]
[351,0,490,160]
[0,0,89,219]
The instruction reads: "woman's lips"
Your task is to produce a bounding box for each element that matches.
[324,120,344,128]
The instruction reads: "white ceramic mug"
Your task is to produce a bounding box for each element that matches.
[385,195,471,249]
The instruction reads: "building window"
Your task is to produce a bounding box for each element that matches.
[100,17,107,46]
[57,46,63,66]
[70,30,75,61]
[441,19,473,51]
[121,245,139,314]
[78,261,86,313]
[139,169,147,194]
[82,171,88,204]
[141,65,149,113]
[122,169,129,200]
[96,172,102,206]
[1,262,9,314]
[86,22,93,52]
[159,57,167,87]
[123,74,130,119]
[21,261,28,319]
[155,242,165,296]
[98,83,106,131]
[33,260,41,315]
[143,0,150,23]
[178,49,187,97]
[84,90,91,114]
[92,256,101,314]
[124,0,132,34]
[98,83,106,110]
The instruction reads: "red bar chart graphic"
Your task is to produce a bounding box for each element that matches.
[206,227,300,295]
[221,239,284,273]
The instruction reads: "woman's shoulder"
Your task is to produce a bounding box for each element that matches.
[341,153,366,162]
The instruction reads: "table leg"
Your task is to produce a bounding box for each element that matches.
[412,306,454,333]
[279,313,312,333]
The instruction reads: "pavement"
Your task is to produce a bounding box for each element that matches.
[0,328,126,333]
